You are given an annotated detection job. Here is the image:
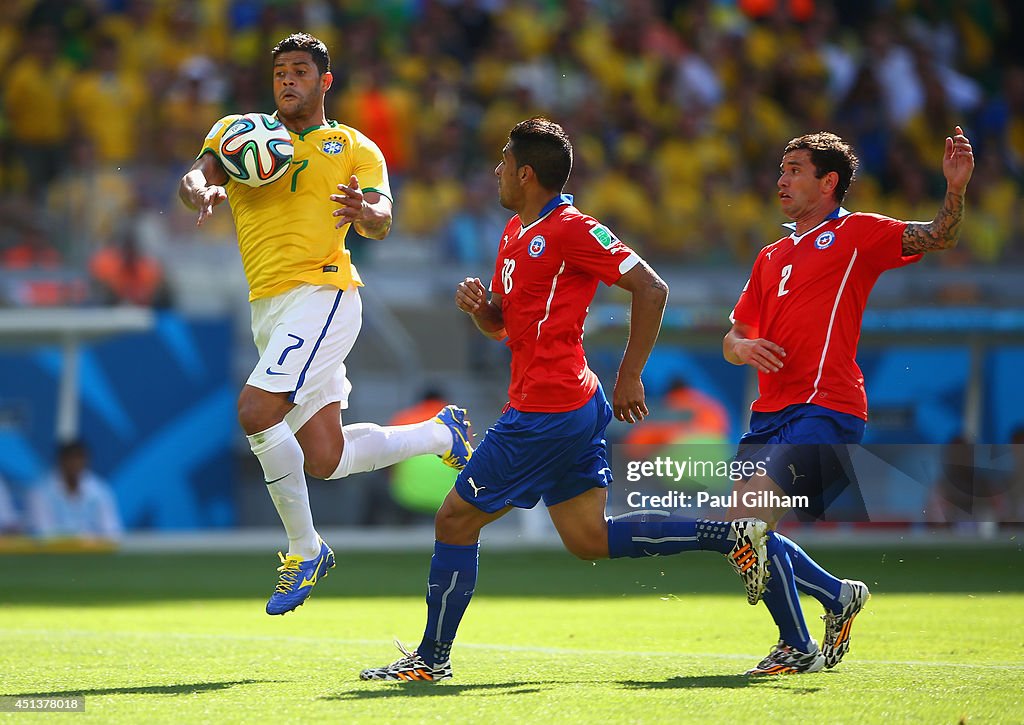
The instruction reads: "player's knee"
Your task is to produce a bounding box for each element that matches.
[433,504,461,541]
[303,456,336,481]
[237,388,283,435]
[433,500,480,546]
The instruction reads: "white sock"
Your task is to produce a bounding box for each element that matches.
[247,421,320,560]
[328,419,450,479]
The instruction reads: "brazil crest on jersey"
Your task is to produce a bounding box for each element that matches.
[200,114,392,301]
[489,195,640,413]
[730,208,920,420]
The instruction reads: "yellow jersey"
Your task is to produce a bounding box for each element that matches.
[199,115,392,301]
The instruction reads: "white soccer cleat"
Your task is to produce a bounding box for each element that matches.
[745,639,826,675]
[359,639,453,682]
[726,518,769,605]
[821,579,871,668]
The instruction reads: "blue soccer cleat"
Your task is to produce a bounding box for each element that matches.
[434,405,474,470]
[266,538,335,615]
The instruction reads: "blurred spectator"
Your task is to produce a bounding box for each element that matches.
[0,223,60,270]
[444,173,507,264]
[68,34,148,165]
[0,224,88,307]
[0,473,19,535]
[0,0,1021,290]
[89,227,172,307]
[2,26,74,190]
[46,138,136,261]
[335,62,416,177]
[26,439,123,542]
[623,377,731,448]
[160,58,227,163]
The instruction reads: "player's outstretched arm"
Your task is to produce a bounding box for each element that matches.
[179,153,228,227]
[724,321,785,373]
[902,125,975,255]
[455,277,506,340]
[331,175,393,239]
[612,260,669,424]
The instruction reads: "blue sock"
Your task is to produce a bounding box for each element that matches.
[762,532,813,651]
[776,534,844,614]
[418,541,479,666]
[607,512,734,558]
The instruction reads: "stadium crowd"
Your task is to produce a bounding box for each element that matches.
[0,0,1022,307]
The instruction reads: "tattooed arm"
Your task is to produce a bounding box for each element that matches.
[902,126,975,255]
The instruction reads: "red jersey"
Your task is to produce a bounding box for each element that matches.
[730,209,920,420]
[489,196,640,412]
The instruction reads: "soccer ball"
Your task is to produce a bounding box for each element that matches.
[217,113,293,187]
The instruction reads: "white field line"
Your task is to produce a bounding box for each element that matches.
[2,629,1022,671]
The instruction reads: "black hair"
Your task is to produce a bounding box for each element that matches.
[508,117,573,192]
[272,33,331,75]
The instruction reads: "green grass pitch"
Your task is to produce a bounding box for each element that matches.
[1,543,1022,723]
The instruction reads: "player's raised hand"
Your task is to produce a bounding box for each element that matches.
[613,374,648,424]
[455,277,488,315]
[943,125,974,195]
[735,337,786,373]
[331,175,365,229]
[196,185,227,226]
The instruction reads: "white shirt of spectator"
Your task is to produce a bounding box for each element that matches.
[27,470,123,540]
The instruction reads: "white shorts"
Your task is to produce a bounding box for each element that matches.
[246,284,362,432]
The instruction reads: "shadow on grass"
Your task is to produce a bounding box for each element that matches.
[621,675,821,693]
[328,674,823,700]
[326,682,546,700]
[5,679,279,698]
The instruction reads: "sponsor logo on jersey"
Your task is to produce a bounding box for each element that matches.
[589,224,616,249]
[814,231,836,249]
[528,235,546,257]
[322,139,345,155]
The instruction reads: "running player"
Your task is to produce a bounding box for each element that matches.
[178,33,473,615]
[723,128,975,674]
[359,117,768,683]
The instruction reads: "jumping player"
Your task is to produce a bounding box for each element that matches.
[178,33,473,615]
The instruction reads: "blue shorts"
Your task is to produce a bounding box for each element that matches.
[455,385,614,513]
[735,403,866,520]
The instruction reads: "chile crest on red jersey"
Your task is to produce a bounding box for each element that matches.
[730,209,918,420]
[491,197,639,413]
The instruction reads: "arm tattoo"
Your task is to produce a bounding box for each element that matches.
[902,190,965,255]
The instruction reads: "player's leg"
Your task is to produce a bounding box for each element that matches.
[547,485,765,564]
[361,397,590,682]
[541,387,768,601]
[744,414,870,669]
[361,463,512,682]
[311,405,472,480]
[242,284,348,613]
[288,286,472,478]
[238,384,319,557]
[238,383,335,615]
[729,460,831,671]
